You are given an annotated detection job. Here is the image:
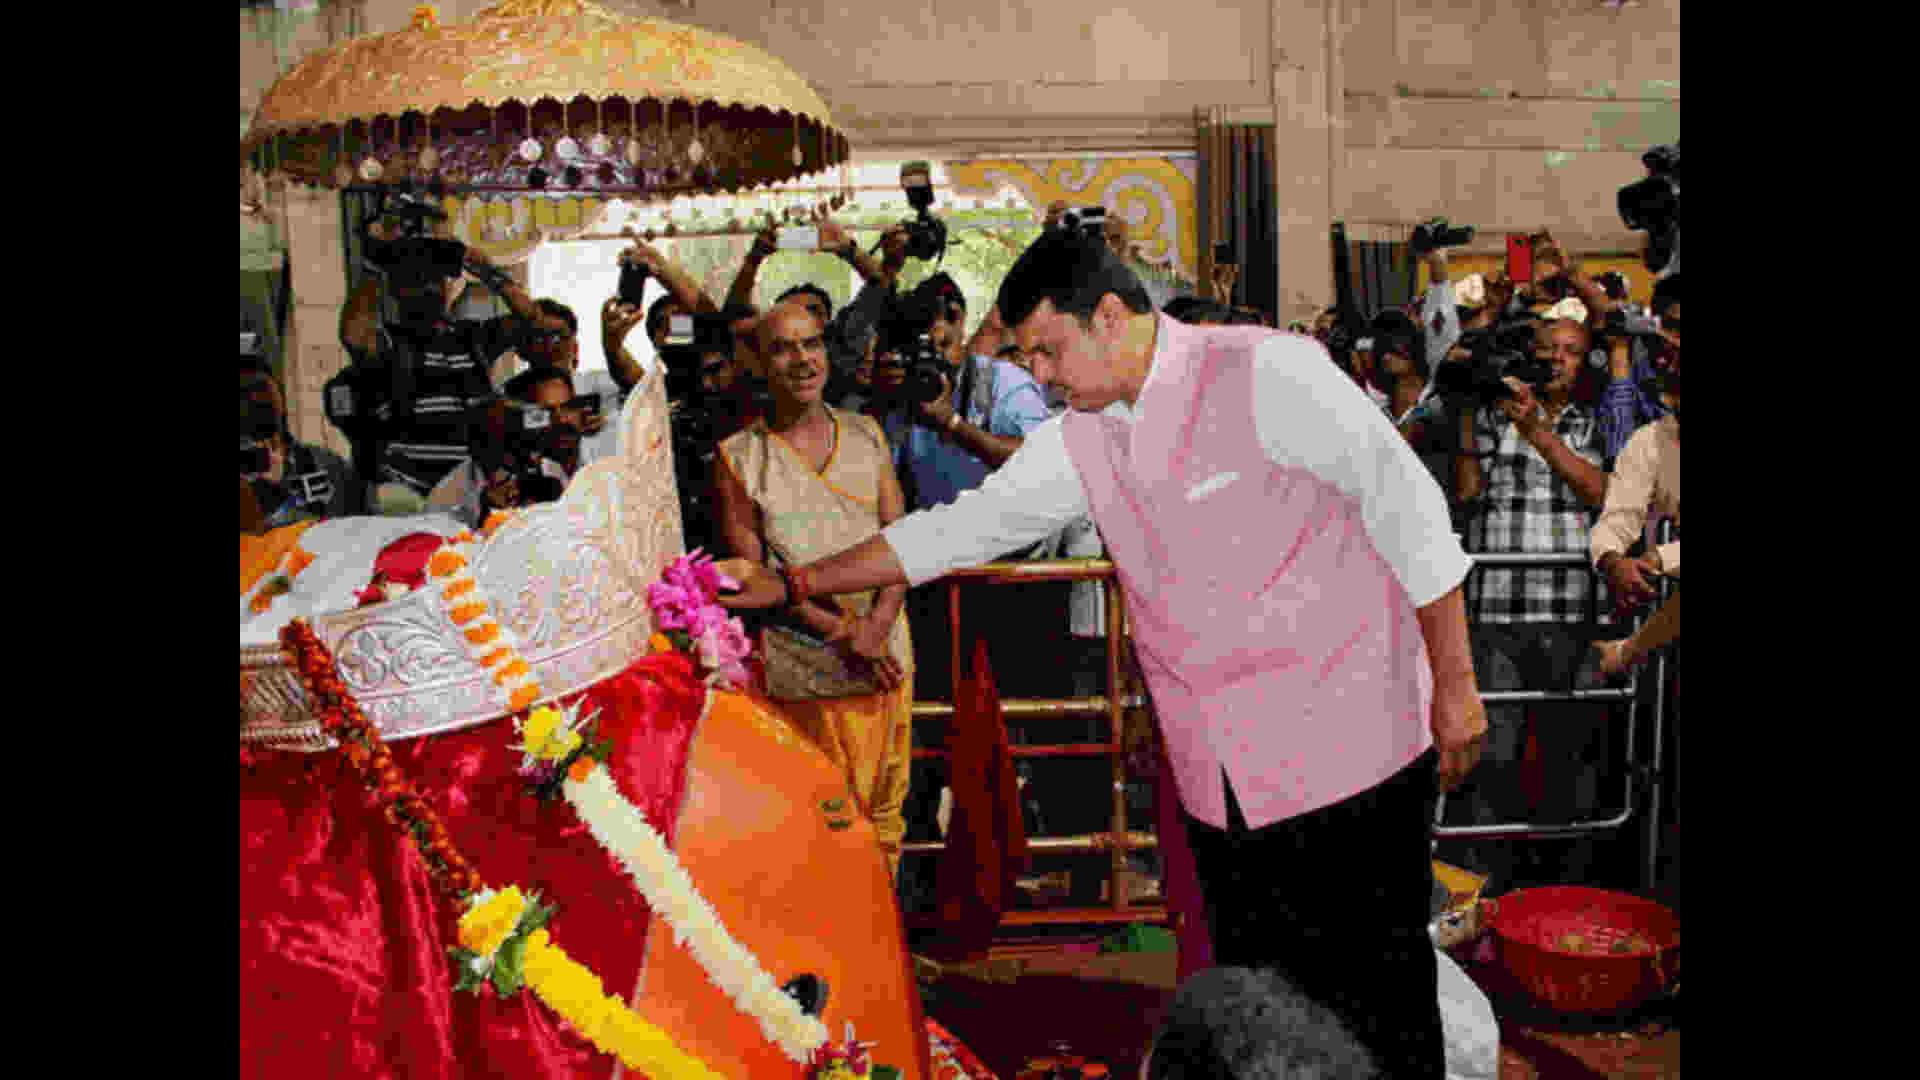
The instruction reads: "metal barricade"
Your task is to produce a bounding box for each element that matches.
[902,522,1679,921]
[1436,520,1678,893]
[903,558,1168,928]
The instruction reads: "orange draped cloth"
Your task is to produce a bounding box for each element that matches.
[720,410,915,876]
[241,519,320,597]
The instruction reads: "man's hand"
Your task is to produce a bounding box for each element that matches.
[1211,263,1240,304]
[1498,378,1545,436]
[602,297,645,341]
[914,370,956,430]
[819,219,853,256]
[713,557,787,609]
[1044,200,1069,230]
[619,230,667,273]
[749,225,777,261]
[1602,552,1663,614]
[880,226,909,264]
[484,468,520,511]
[1431,678,1488,793]
[1484,270,1516,313]
[1592,637,1643,678]
[842,612,904,691]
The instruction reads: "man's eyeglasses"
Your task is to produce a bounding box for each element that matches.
[524,327,574,347]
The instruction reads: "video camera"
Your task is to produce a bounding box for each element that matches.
[361,184,467,287]
[884,161,948,265]
[871,276,960,406]
[657,310,745,400]
[1433,319,1551,407]
[1410,217,1475,255]
[1618,144,1680,274]
[1056,205,1107,240]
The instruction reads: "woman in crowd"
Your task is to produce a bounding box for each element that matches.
[712,299,916,877]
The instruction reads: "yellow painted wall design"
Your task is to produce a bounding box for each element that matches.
[432,195,609,265]
[945,159,1198,285]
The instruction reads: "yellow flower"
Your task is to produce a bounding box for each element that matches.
[457,886,528,957]
[521,706,585,761]
[521,707,562,751]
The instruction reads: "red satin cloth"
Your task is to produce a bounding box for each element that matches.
[239,652,704,1080]
[927,639,1028,964]
[355,532,448,607]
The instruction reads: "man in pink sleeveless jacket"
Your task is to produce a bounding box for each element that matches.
[718,232,1488,1078]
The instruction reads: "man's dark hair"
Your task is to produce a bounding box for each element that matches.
[535,298,578,335]
[1369,309,1429,379]
[504,365,573,403]
[997,229,1153,331]
[1163,296,1223,323]
[1649,274,1680,318]
[913,272,967,318]
[775,283,834,321]
[1147,967,1379,1080]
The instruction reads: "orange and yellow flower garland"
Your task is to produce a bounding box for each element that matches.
[277,618,724,1079]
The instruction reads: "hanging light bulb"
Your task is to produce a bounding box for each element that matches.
[687,102,705,166]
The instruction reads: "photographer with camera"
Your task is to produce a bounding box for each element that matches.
[511,298,633,470]
[720,215,911,407]
[1446,316,1616,886]
[335,189,545,515]
[876,273,1051,509]
[242,351,354,531]
[424,365,582,528]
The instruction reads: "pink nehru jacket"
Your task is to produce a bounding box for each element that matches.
[1060,318,1444,830]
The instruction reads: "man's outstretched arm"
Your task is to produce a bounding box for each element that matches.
[716,532,908,609]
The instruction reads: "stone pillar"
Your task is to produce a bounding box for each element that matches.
[281,184,353,461]
[1270,0,1340,327]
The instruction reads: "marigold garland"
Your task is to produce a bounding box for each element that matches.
[275,619,725,1079]
[423,530,543,713]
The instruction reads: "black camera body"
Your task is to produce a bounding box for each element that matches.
[1058,205,1107,239]
[893,161,949,264]
[872,282,955,406]
[874,332,949,406]
[658,311,743,399]
[1434,321,1551,406]
[1410,217,1475,255]
[1618,144,1680,273]
[363,188,467,287]
[617,256,652,308]
[323,365,387,442]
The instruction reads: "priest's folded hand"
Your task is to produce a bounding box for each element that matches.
[713,558,786,609]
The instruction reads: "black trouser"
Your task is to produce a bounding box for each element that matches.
[1183,749,1444,1079]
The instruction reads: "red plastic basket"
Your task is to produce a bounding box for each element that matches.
[1486,886,1681,1014]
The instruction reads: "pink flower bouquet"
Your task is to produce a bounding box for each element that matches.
[647,549,752,690]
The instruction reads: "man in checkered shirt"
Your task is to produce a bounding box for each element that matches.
[1447,317,1616,887]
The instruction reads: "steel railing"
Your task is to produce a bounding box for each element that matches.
[1436,520,1678,894]
[900,520,1679,923]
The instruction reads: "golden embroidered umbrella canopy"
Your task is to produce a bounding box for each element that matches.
[241,0,849,197]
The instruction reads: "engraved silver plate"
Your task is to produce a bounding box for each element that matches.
[241,377,686,750]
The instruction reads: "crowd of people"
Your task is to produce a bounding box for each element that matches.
[239,184,1680,1078]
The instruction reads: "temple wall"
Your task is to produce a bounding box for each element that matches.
[243,0,1679,372]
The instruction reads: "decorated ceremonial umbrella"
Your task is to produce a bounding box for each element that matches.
[241,0,850,199]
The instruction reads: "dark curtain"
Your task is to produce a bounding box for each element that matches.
[340,189,385,321]
[1198,111,1278,322]
[1338,224,1416,322]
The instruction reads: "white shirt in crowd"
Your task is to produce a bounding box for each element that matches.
[883,328,1469,612]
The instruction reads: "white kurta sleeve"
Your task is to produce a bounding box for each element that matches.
[1251,335,1471,608]
[881,414,1092,587]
